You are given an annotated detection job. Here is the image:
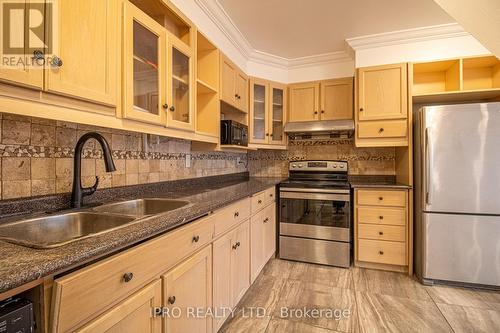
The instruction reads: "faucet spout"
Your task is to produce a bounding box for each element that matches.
[71,132,116,208]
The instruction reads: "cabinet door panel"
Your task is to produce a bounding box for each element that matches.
[263,203,276,261]
[321,78,353,120]
[213,230,234,332]
[123,2,166,125]
[250,79,269,144]
[232,220,250,306]
[289,82,319,122]
[269,83,287,145]
[46,0,119,105]
[163,246,212,333]
[220,56,236,105]
[250,209,265,283]
[236,72,248,112]
[358,64,407,121]
[168,39,194,131]
[0,0,44,89]
[77,280,162,333]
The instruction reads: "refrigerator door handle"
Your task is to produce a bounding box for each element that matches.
[425,127,432,205]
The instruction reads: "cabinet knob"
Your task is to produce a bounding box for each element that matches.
[258,199,262,204]
[263,217,269,223]
[379,197,383,201]
[235,94,238,98]
[168,296,176,305]
[33,50,44,60]
[169,105,175,112]
[192,235,200,243]
[379,215,384,220]
[234,211,239,218]
[379,231,384,235]
[51,55,63,67]
[379,251,384,255]
[236,241,241,247]
[122,272,134,283]
[321,110,325,114]
[314,111,318,115]
[270,194,273,198]
[266,133,269,137]
[379,128,385,133]
[232,242,240,250]
[359,108,364,112]
[162,103,169,109]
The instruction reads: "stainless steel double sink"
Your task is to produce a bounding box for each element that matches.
[0,198,190,249]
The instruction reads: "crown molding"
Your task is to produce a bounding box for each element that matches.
[346,23,468,50]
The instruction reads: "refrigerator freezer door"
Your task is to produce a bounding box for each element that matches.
[423,212,500,286]
[422,102,500,215]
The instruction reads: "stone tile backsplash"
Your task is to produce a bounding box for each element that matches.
[0,113,247,200]
[248,139,395,177]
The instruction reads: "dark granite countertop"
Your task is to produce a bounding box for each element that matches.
[0,175,285,294]
[348,175,412,189]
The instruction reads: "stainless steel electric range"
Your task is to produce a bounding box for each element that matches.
[279,160,351,268]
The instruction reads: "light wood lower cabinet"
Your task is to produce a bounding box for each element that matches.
[77,280,162,333]
[213,219,250,332]
[354,188,410,273]
[250,202,276,282]
[163,245,212,333]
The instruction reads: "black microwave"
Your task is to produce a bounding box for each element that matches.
[221,120,248,146]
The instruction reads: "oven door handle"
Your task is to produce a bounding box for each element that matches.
[280,191,350,202]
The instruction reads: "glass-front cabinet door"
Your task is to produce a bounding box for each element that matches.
[269,83,287,145]
[167,39,194,131]
[123,3,166,125]
[250,78,269,144]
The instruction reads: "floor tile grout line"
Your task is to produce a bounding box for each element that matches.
[432,300,457,333]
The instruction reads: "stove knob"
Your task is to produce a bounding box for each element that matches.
[340,165,345,169]
[333,164,337,168]
[298,164,304,168]
[291,164,297,168]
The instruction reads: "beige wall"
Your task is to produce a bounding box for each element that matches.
[0,113,247,200]
[248,140,395,177]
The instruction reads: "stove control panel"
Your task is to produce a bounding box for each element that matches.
[289,160,348,171]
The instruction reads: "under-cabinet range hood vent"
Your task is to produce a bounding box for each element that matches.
[284,120,354,140]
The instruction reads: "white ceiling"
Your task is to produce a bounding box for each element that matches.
[218,0,455,59]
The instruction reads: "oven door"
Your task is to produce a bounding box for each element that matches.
[279,189,350,242]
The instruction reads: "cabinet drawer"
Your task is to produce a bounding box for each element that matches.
[357,189,406,207]
[251,187,276,214]
[51,217,214,333]
[358,239,406,266]
[357,207,406,226]
[214,198,251,237]
[357,120,407,139]
[358,224,405,242]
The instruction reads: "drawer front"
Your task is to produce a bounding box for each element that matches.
[358,239,406,266]
[357,207,406,226]
[358,224,406,242]
[214,198,251,237]
[51,217,214,333]
[357,189,406,207]
[357,120,407,139]
[251,187,275,214]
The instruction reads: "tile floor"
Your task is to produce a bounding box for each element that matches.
[220,259,500,333]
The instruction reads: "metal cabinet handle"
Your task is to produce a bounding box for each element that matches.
[162,103,169,109]
[51,55,63,67]
[169,105,175,112]
[379,251,384,255]
[266,133,269,137]
[33,50,44,60]
[269,194,273,198]
[379,128,384,133]
[360,108,364,112]
[232,242,240,250]
[321,110,325,114]
[379,215,384,220]
[234,211,239,218]
[123,272,134,283]
[379,231,384,235]
[236,241,240,247]
[378,197,383,201]
[192,235,200,243]
[258,199,262,204]
[263,217,269,223]
[168,296,176,304]
[314,111,318,115]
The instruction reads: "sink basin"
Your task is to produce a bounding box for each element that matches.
[0,212,136,249]
[92,198,190,217]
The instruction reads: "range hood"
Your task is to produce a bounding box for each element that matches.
[284,120,354,139]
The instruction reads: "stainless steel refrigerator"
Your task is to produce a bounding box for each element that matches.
[414,102,500,287]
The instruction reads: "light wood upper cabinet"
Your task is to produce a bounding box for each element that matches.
[269,82,287,145]
[289,82,320,122]
[123,1,167,125]
[167,37,195,131]
[321,77,353,120]
[0,0,44,89]
[357,63,408,121]
[46,0,119,106]
[163,245,212,333]
[220,53,248,112]
[77,280,162,333]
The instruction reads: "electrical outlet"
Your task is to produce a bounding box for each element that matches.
[185,154,191,168]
